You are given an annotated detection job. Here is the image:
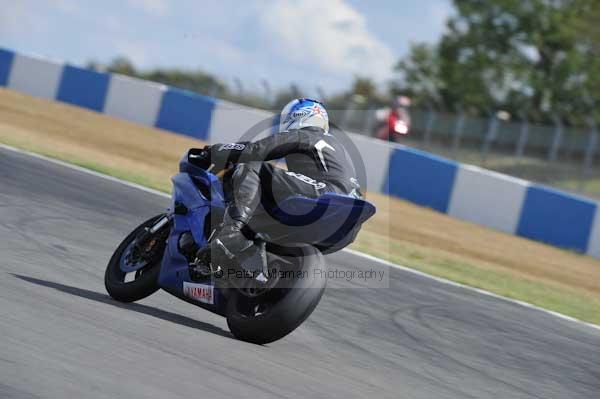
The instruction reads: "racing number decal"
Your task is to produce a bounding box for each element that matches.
[314,139,335,171]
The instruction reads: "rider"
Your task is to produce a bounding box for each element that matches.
[194,98,363,265]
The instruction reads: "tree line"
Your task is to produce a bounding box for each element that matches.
[397,0,600,126]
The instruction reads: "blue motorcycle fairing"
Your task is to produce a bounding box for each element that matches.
[157,158,228,314]
[154,150,376,316]
[271,193,376,247]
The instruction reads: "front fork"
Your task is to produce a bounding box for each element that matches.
[132,214,171,261]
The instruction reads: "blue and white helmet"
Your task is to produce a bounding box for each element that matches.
[279,98,329,134]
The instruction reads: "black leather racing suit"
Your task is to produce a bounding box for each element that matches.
[211,126,361,201]
[203,126,362,254]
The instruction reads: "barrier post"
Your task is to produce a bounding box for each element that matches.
[548,116,563,163]
[261,79,271,106]
[423,104,436,147]
[515,117,529,162]
[451,106,465,158]
[481,112,499,164]
[341,101,353,130]
[362,105,376,136]
[579,118,598,192]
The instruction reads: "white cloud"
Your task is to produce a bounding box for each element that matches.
[127,0,169,17]
[0,0,409,92]
[257,0,395,84]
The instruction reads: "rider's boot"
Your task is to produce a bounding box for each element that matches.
[190,205,254,280]
[212,162,261,263]
[211,204,254,262]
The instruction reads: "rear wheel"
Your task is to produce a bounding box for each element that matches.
[226,245,326,344]
[105,215,168,302]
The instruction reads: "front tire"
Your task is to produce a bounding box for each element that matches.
[226,245,326,344]
[105,215,167,303]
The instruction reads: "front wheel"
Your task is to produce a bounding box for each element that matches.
[226,245,327,344]
[105,215,168,303]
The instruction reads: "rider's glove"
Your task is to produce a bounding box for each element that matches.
[209,145,232,174]
[189,145,233,174]
[188,146,213,170]
[189,143,248,173]
[210,142,248,173]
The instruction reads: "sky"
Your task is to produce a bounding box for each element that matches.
[1,0,452,96]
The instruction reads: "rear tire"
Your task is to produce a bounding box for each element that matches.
[105,215,167,303]
[226,245,326,344]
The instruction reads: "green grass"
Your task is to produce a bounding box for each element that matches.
[353,232,600,325]
[3,139,600,326]
[556,177,600,198]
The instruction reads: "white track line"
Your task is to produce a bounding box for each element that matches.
[3,143,599,333]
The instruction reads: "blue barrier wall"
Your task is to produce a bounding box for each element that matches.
[383,147,458,212]
[0,48,14,86]
[155,88,215,140]
[517,186,597,252]
[57,65,110,111]
[1,47,599,259]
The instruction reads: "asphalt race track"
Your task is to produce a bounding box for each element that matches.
[1,146,599,399]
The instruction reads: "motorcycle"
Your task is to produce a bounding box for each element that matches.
[104,149,376,344]
[375,106,411,142]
